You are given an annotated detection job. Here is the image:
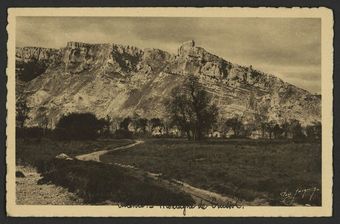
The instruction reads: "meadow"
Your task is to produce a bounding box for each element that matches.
[16,138,195,205]
[101,138,321,205]
[16,137,321,205]
[16,138,133,166]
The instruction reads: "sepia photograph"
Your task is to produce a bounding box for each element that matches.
[6,7,333,217]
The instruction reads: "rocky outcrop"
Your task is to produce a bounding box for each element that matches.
[55,153,73,160]
[16,47,62,82]
[16,41,321,128]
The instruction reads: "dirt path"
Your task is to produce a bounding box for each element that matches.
[111,162,242,206]
[75,140,144,162]
[16,166,84,205]
[75,140,244,206]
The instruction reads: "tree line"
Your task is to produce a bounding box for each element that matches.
[16,74,321,141]
[221,116,321,140]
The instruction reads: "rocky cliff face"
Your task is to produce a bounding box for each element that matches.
[15,40,321,128]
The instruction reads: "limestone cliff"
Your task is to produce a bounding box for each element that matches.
[15,41,321,128]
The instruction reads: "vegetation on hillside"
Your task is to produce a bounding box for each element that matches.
[15,75,321,141]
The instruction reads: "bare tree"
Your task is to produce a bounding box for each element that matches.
[255,102,270,138]
[167,75,218,140]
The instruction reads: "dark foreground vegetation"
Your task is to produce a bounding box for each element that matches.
[36,158,195,205]
[16,138,195,205]
[16,138,133,167]
[101,138,321,206]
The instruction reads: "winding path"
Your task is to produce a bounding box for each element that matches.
[75,140,243,206]
[75,140,144,162]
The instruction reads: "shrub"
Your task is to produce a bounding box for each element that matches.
[55,113,104,140]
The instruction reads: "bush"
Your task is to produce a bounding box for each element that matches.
[55,113,104,140]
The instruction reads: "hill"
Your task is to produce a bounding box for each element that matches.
[15,40,321,127]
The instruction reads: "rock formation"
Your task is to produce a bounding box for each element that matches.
[15,41,321,128]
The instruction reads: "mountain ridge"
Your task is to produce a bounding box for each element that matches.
[15,40,321,128]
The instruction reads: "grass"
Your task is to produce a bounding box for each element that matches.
[37,158,195,205]
[16,137,321,205]
[16,138,133,167]
[101,138,321,205]
[16,137,195,205]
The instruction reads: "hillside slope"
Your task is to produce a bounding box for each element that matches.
[15,40,321,127]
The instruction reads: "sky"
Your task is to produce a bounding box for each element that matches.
[16,17,321,93]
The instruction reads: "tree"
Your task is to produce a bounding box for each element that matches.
[149,118,163,133]
[37,107,49,136]
[167,87,192,139]
[119,117,132,131]
[281,120,290,139]
[224,117,243,137]
[264,122,283,139]
[265,120,277,139]
[313,121,321,140]
[129,114,148,134]
[40,115,49,136]
[111,117,122,132]
[273,123,283,139]
[290,119,305,139]
[167,75,218,140]
[130,114,140,132]
[55,112,105,140]
[16,97,30,128]
[99,115,112,136]
[162,118,172,135]
[134,118,148,134]
[115,116,133,138]
[306,121,321,140]
[255,103,270,138]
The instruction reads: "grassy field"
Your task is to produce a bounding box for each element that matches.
[16,138,133,167]
[37,158,195,205]
[101,138,321,205]
[16,137,321,205]
[16,138,195,205]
